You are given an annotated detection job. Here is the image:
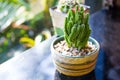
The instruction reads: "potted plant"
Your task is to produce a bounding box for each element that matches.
[51,5,100,76]
[49,0,90,35]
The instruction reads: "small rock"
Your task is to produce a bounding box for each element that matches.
[87,52,91,55]
[84,48,89,53]
[62,51,67,55]
[73,52,79,56]
[60,41,65,46]
[69,47,73,52]
[80,52,86,56]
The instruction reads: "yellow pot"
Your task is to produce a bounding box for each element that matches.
[51,36,100,76]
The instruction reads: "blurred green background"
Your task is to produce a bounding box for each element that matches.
[0,0,59,63]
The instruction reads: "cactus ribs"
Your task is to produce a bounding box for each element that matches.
[64,5,91,50]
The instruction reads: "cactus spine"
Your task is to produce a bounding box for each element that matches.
[64,5,91,50]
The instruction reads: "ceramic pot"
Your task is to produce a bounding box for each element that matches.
[51,36,100,76]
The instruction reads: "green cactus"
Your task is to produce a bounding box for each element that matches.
[58,0,79,13]
[64,5,91,50]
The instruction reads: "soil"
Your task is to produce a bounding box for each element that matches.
[54,40,97,57]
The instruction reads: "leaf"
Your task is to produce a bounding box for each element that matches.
[20,37,34,47]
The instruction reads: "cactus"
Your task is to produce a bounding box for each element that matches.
[64,5,91,50]
[58,0,78,13]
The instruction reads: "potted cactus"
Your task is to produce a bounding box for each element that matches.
[49,0,90,35]
[51,5,100,76]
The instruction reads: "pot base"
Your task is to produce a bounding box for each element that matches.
[55,69,96,80]
[55,63,95,76]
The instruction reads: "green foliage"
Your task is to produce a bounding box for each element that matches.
[0,0,58,54]
[0,26,30,53]
[64,5,91,50]
[29,12,44,31]
[0,2,19,31]
[0,0,30,10]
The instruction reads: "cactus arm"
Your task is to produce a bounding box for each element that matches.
[81,28,91,48]
[79,7,84,24]
[64,35,71,47]
[84,13,89,25]
[64,17,69,36]
[67,21,73,34]
[77,25,82,39]
[79,24,85,41]
[68,9,75,21]
[78,15,81,25]
[75,5,79,23]
[67,22,71,34]
[67,10,72,21]
[69,25,77,42]
[75,11,79,23]
[71,24,80,43]
[81,24,91,48]
[76,24,85,49]
[74,24,82,48]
